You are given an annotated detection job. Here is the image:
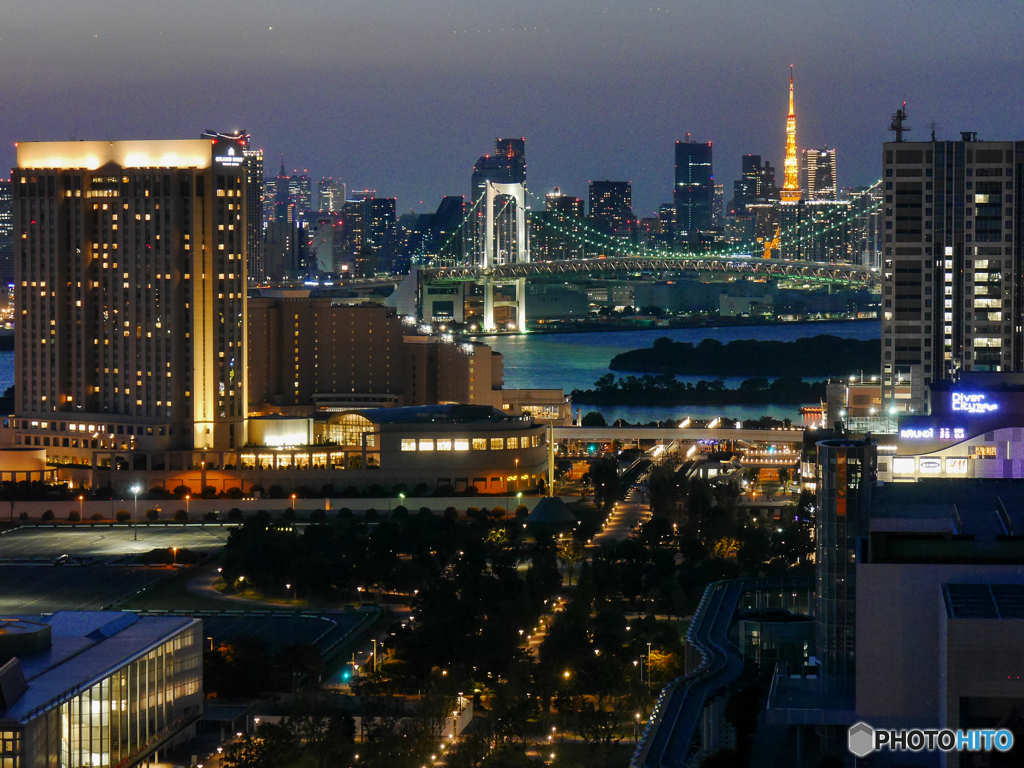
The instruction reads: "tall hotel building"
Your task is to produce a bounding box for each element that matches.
[9,138,248,465]
[881,134,1022,414]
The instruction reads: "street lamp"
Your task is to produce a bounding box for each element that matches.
[78,495,84,519]
[291,493,296,513]
[171,547,177,565]
[185,495,190,517]
[130,484,142,540]
[286,582,295,602]
[514,457,520,492]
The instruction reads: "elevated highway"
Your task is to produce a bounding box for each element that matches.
[553,426,805,444]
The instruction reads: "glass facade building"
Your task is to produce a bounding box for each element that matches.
[0,613,202,768]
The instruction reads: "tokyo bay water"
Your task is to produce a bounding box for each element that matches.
[481,319,880,424]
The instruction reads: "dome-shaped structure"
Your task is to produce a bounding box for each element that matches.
[527,497,577,526]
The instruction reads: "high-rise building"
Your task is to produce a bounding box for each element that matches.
[201,131,263,284]
[340,195,397,275]
[728,155,778,214]
[288,171,312,218]
[494,138,526,184]
[781,68,801,203]
[801,147,837,200]
[272,157,291,222]
[674,138,714,244]
[588,180,636,252]
[0,178,12,285]
[316,177,346,213]
[530,188,585,261]
[881,132,1024,413]
[9,138,248,458]
[712,183,724,229]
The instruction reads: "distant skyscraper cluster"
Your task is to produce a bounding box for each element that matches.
[242,68,881,278]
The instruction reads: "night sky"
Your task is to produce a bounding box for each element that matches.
[2,0,1022,216]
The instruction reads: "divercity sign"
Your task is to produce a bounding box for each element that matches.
[951,392,999,415]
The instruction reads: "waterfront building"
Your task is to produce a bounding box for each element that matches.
[801,147,837,201]
[8,138,248,458]
[0,612,202,768]
[674,137,714,245]
[881,131,1024,414]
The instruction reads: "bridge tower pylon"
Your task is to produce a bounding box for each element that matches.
[481,181,529,331]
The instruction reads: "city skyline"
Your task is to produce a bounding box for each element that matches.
[1,1,1022,215]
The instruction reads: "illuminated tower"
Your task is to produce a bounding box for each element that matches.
[781,67,800,203]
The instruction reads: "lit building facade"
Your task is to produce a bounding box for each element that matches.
[588,180,635,251]
[881,134,1024,414]
[674,138,714,245]
[9,139,248,461]
[0,612,202,768]
[801,147,837,201]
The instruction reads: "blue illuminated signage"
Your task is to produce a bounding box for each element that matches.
[951,392,999,415]
[899,426,966,440]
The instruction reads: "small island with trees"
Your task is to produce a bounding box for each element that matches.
[608,334,879,377]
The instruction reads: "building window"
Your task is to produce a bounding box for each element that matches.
[436,439,452,451]
[472,438,487,451]
[490,438,504,451]
[454,439,470,451]
[401,439,416,452]
[418,439,434,451]
[507,437,519,450]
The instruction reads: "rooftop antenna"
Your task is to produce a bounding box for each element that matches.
[929,121,938,141]
[889,102,910,142]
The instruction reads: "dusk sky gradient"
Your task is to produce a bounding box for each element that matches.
[2,0,1023,215]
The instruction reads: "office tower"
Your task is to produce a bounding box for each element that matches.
[350,189,376,202]
[340,195,397,275]
[288,171,312,218]
[272,157,291,221]
[657,203,677,245]
[262,177,277,227]
[307,212,344,273]
[588,180,636,250]
[815,437,875,704]
[0,178,12,285]
[801,147,837,200]
[494,138,526,184]
[851,184,883,270]
[881,131,1023,414]
[781,68,800,202]
[530,188,585,261]
[471,138,527,265]
[11,138,248,456]
[712,183,724,229]
[316,177,346,213]
[729,155,778,214]
[366,197,398,261]
[674,137,714,244]
[433,195,468,261]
